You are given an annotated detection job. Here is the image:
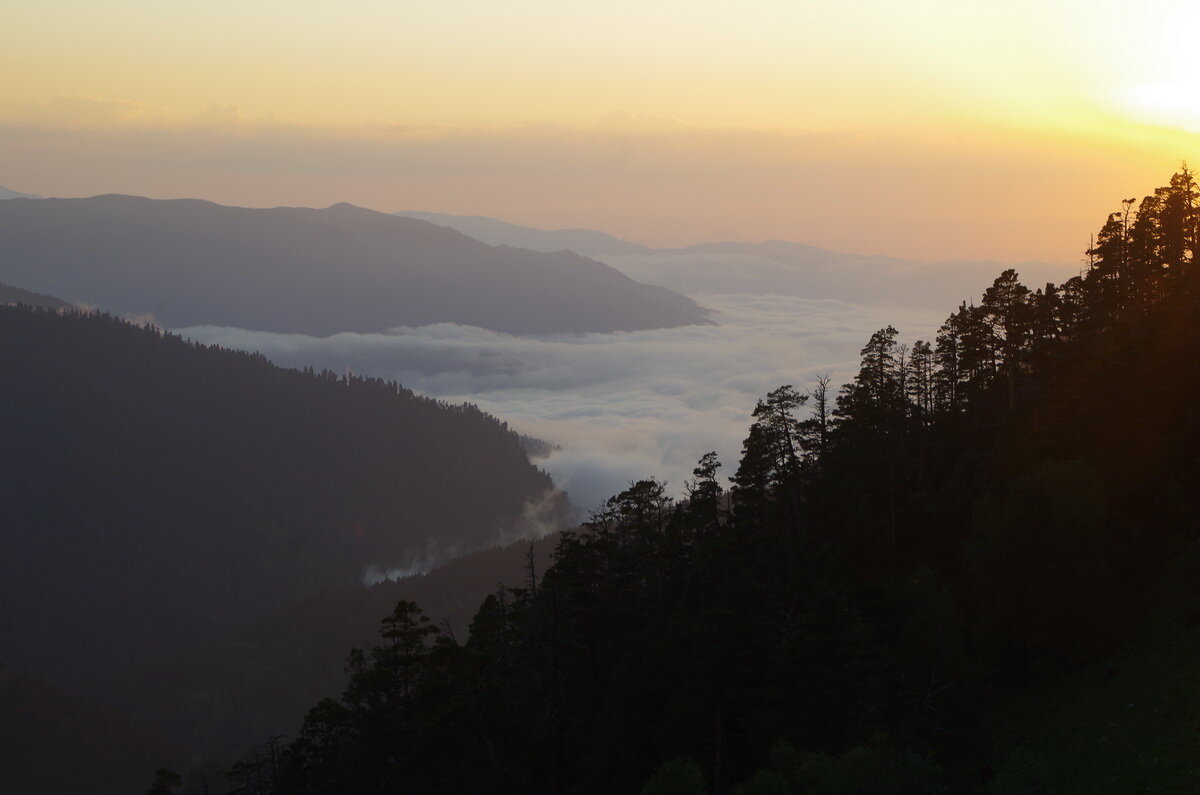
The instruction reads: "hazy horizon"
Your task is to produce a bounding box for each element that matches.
[0,119,1191,263]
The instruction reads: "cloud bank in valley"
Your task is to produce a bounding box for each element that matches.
[180,294,947,512]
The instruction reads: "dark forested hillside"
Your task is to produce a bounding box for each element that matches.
[0,532,559,794]
[0,306,562,697]
[119,534,560,762]
[0,195,709,335]
[263,169,1200,794]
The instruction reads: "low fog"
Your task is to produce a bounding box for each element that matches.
[181,293,951,511]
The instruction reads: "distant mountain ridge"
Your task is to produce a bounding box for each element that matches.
[0,195,709,335]
[0,185,41,200]
[404,211,1077,308]
[397,210,652,257]
[0,280,68,309]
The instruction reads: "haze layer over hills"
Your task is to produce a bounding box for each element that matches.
[398,211,652,257]
[0,195,708,335]
[400,210,1078,310]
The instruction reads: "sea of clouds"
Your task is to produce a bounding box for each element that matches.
[179,293,948,514]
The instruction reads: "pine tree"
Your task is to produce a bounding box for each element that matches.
[685,452,724,533]
[979,269,1032,408]
[836,326,905,429]
[906,341,935,421]
[798,375,833,462]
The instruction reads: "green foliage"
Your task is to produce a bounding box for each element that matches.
[731,770,791,795]
[751,736,948,794]
[145,767,182,795]
[979,622,1200,793]
[643,758,707,795]
[984,749,1049,795]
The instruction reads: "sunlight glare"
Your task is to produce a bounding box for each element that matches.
[1107,4,1200,133]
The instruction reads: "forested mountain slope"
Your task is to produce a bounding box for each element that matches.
[266,169,1200,794]
[0,195,709,335]
[0,306,562,695]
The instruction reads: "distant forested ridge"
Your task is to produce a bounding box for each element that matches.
[0,195,709,335]
[0,184,41,200]
[0,305,562,698]
[396,211,653,258]
[0,279,68,309]
[264,169,1200,794]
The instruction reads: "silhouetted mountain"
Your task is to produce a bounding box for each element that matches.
[403,210,1074,307]
[0,195,709,335]
[396,210,653,257]
[0,185,41,200]
[0,305,564,696]
[0,280,68,309]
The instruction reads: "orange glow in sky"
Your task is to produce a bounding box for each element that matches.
[2,0,1197,261]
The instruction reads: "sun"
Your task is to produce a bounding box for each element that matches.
[1104,4,1200,134]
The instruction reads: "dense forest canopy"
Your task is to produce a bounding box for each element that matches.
[257,169,1200,794]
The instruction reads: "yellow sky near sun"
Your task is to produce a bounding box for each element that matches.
[2,0,1199,261]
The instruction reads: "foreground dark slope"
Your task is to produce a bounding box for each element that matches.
[0,305,561,692]
[0,668,178,795]
[118,534,560,762]
[0,195,709,335]
[0,534,561,795]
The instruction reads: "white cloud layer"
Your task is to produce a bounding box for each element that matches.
[179,293,947,511]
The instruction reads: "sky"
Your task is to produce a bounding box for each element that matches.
[3,0,1199,261]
